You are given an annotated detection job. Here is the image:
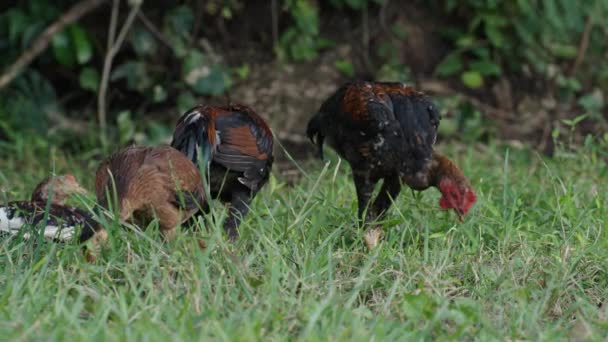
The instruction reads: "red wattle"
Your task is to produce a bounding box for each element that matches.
[440,196,449,209]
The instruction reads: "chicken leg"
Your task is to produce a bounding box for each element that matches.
[224,188,252,241]
[371,173,401,220]
[353,171,378,222]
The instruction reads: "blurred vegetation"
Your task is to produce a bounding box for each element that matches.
[0,0,607,157]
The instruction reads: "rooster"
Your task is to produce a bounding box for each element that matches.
[306,81,476,225]
[0,174,98,242]
[81,145,207,260]
[170,104,274,241]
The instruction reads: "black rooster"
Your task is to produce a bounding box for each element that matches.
[171,104,274,240]
[307,81,475,224]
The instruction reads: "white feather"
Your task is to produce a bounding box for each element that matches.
[0,207,25,234]
[1,207,75,241]
[215,130,221,145]
[22,225,75,242]
[43,225,74,241]
[186,112,201,125]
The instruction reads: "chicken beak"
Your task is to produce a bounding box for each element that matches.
[456,209,464,223]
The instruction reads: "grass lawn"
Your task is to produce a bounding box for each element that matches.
[0,140,607,340]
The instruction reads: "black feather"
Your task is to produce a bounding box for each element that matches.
[306,113,324,159]
[170,108,214,166]
[307,81,441,222]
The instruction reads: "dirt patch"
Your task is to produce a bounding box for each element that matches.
[228,55,347,171]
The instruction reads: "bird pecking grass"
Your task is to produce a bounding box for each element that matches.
[0,140,607,340]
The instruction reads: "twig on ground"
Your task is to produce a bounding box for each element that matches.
[0,0,108,90]
[97,0,142,147]
[360,1,373,72]
[378,0,393,39]
[137,11,173,50]
[190,0,204,48]
[271,0,279,52]
[570,15,593,76]
[48,111,90,134]
[419,79,512,120]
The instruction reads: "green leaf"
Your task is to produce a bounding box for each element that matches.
[401,293,436,320]
[183,50,232,95]
[130,26,158,56]
[470,60,501,76]
[456,35,475,48]
[221,6,233,19]
[549,43,578,59]
[445,0,458,12]
[51,30,75,67]
[461,71,484,89]
[111,61,152,92]
[7,9,28,44]
[484,25,504,48]
[391,23,408,40]
[234,64,250,80]
[79,67,99,92]
[163,5,195,57]
[152,85,167,103]
[335,59,355,77]
[438,117,458,137]
[556,74,581,91]
[177,91,197,114]
[578,92,604,111]
[69,25,92,64]
[481,14,508,27]
[561,114,587,128]
[344,0,366,10]
[436,54,463,76]
[168,35,188,58]
[117,110,135,145]
[165,5,194,36]
[471,46,490,59]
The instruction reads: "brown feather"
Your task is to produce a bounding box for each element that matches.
[228,104,273,137]
[95,145,206,238]
[428,151,470,188]
[222,126,267,158]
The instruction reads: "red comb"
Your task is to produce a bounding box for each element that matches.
[65,174,76,181]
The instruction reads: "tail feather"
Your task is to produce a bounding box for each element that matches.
[171,108,214,168]
[306,113,325,159]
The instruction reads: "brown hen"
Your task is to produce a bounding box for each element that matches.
[81,146,207,258]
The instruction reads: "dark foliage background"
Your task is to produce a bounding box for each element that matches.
[1,0,607,161]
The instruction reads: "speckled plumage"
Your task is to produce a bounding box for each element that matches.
[307,81,441,221]
[0,174,97,242]
[307,81,475,222]
[0,202,97,242]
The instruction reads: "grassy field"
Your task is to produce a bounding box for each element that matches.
[0,139,607,340]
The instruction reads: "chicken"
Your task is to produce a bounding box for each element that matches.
[170,104,274,241]
[82,146,207,253]
[306,81,476,224]
[0,174,98,242]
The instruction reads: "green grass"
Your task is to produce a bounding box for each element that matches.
[0,140,607,340]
